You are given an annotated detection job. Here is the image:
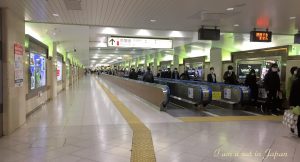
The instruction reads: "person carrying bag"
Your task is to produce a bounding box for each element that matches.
[284,68,300,137]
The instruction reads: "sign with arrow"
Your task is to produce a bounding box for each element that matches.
[107,37,172,49]
[109,38,116,46]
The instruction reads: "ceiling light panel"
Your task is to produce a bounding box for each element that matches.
[102,27,117,35]
[169,31,183,38]
[136,29,151,36]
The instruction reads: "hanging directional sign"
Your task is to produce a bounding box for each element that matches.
[107,37,172,49]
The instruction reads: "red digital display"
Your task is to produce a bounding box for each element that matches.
[250,31,272,42]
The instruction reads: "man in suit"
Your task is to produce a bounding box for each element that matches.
[171,68,180,80]
[207,67,217,83]
[223,65,238,84]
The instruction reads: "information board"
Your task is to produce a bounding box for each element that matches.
[14,43,24,87]
[107,37,172,49]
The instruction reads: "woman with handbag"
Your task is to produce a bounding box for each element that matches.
[289,68,300,137]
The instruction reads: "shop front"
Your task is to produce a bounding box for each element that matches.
[232,46,289,98]
[183,56,206,81]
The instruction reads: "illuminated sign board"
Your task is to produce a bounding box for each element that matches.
[250,31,272,42]
[107,37,172,49]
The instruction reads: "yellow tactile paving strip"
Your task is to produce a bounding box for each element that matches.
[179,115,283,122]
[95,78,156,162]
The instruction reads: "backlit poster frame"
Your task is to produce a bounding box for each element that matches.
[25,35,48,99]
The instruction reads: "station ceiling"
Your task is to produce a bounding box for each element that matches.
[1,0,300,66]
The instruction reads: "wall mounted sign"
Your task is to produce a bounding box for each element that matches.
[14,43,24,87]
[107,37,172,49]
[250,31,272,42]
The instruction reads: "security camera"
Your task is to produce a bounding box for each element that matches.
[74,48,77,52]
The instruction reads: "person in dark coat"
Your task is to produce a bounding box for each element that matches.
[180,67,190,80]
[171,68,180,80]
[165,68,172,78]
[129,68,138,80]
[289,68,300,137]
[157,69,162,78]
[245,69,258,103]
[207,67,217,83]
[223,65,238,84]
[263,63,281,114]
[137,69,142,76]
[143,67,154,83]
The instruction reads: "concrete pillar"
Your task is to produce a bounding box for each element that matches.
[153,54,158,75]
[62,62,67,90]
[173,54,179,70]
[1,8,26,135]
[210,48,222,82]
[49,42,58,99]
[144,56,148,70]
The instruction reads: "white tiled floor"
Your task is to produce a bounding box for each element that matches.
[0,76,299,162]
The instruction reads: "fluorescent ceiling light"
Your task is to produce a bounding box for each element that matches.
[233,24,239,27]
[290,16,296,20]
[117,57,122,59]
[52,13,59,17]
[226,7,234,11]
[150,19,157,22]
[102,27,117,35]
[169,31,183,38]
[136,29,151,36]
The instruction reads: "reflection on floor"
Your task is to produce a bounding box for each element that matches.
[0,76,298,162]
[166,103,265,117]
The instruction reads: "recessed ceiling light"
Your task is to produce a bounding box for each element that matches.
[290,16,296,20]
[150,19,157,22]
[226,7,234,11]
[233,24,239,27]
[169,31,184,38]
[52,13,59,17]
[136,29,151,36]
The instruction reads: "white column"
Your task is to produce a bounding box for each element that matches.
[173,54,179,70]
[153,54,157,75]
[210,48,222,82]
[51,42,58,98]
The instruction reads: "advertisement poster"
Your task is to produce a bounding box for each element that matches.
[57,60,62,81]
[30,53,46,90]
[237,64,261,79]
[14,43,24,87]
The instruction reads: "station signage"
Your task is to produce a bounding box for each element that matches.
[107,37,173,49]
[250,31,272,42]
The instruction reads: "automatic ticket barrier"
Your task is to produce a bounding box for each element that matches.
[155,78,250,109]
[155,79,212,109]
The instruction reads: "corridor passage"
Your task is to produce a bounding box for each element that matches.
[0,76,299,162]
